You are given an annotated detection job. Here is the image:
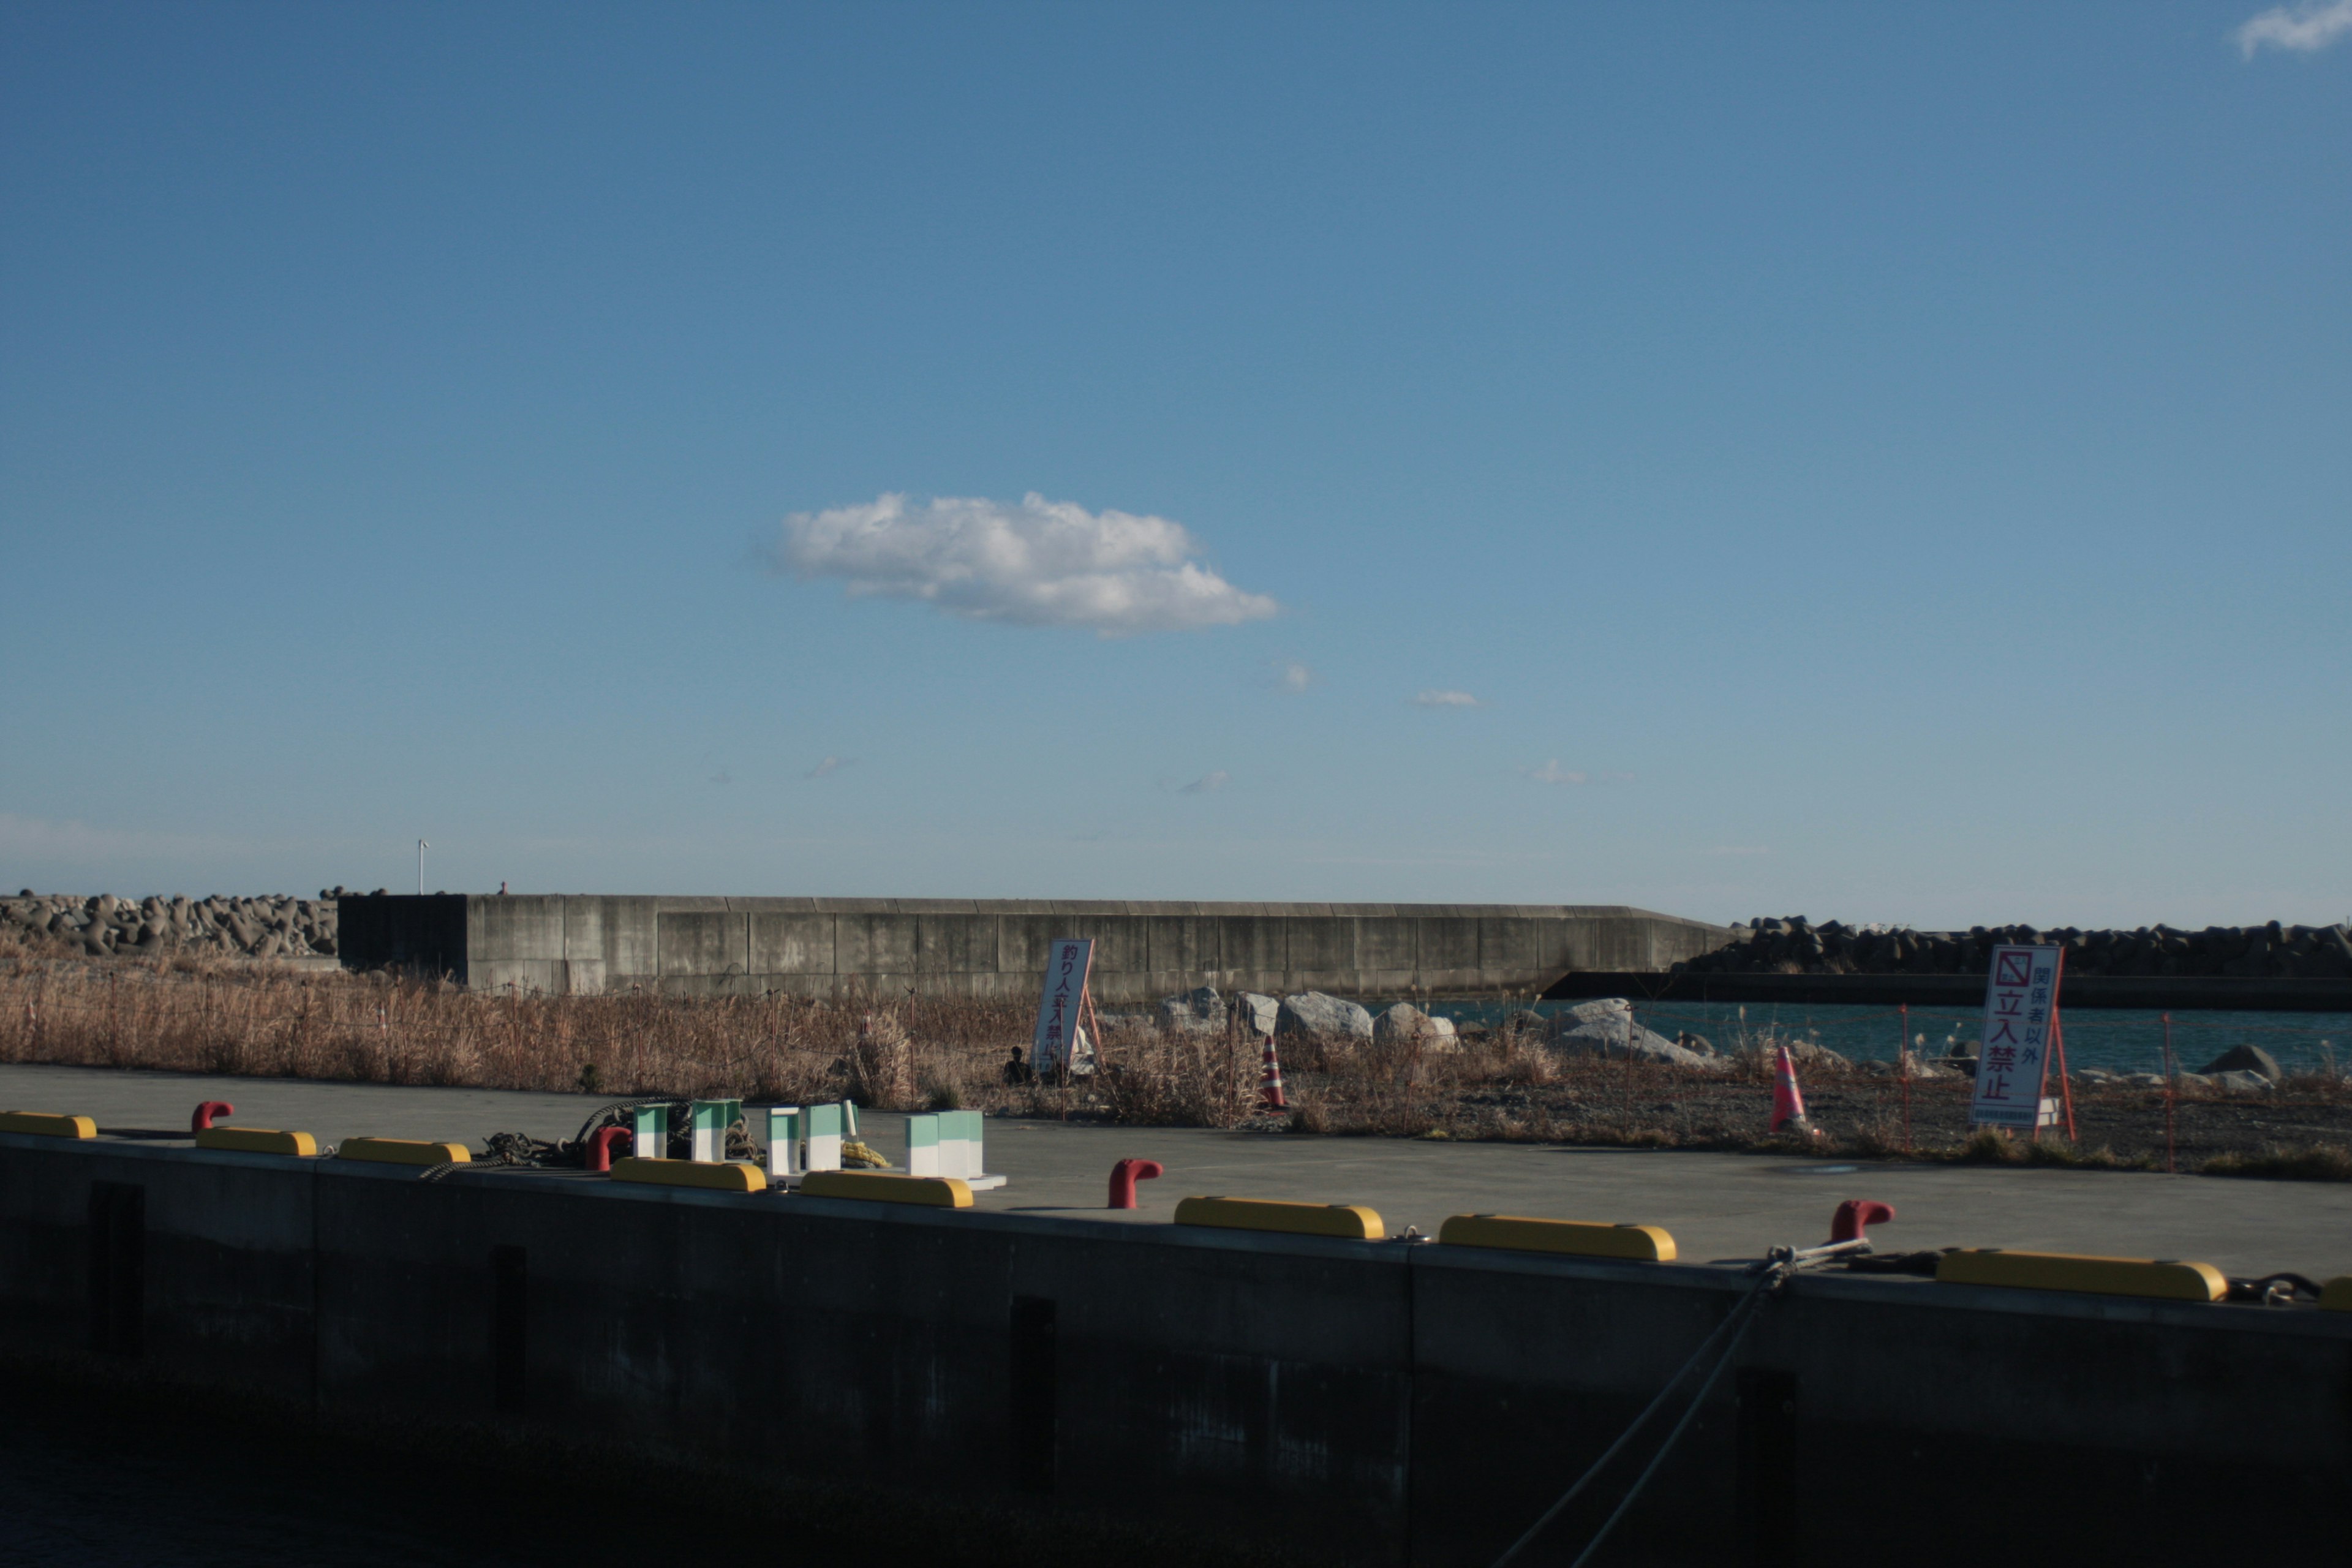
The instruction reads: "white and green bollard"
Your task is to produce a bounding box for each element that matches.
[944,1109,1005,1189]
[688,1099,736,1163]
[766,1106,802,1182]
[631,1104,666,1161]
[905,1113,941,1175]
[805,1102,844,1172]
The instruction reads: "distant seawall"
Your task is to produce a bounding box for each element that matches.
[337,895,1732,1001]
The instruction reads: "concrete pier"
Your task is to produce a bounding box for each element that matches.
[1,1111,2345,1561]
[337,894,1732,1001]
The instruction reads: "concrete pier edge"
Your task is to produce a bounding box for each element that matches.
[4,1130,2346,1562]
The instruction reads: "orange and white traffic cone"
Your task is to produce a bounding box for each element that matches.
[1771,1045,1817,1137]
[1259,1035,1287,1110]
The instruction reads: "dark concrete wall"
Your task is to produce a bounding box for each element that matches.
[2,1134,2345,1563]
[337,895,1732,1001]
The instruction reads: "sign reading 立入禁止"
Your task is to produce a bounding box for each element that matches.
[1032,937,1096,1077]
[1968,944,2064,1129]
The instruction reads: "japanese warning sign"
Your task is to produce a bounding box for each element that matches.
[1032,937,1097,1077]
[1968,944,2063,1129]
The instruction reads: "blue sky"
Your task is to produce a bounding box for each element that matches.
[2,1,2346,929]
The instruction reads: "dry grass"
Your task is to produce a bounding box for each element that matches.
[2198,1144,2352,1182]
[2,942,2347,1183]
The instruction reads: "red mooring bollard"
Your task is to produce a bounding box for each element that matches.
[1108,1158,1164,1209]
[1830,1199,1896,1245]
[584,1126,632,1174]
[191,1101,234,1133]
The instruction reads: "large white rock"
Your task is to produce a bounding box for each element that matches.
[1156,986,1223,1033]
[1545,1003,1721,1069]
[1235,992,1280,1037]
[1277,991,1374,1041]
[1371,1002,1460,1050]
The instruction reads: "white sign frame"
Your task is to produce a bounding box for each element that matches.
[1032,937,1096,1077]
[1969,944,2064,1129]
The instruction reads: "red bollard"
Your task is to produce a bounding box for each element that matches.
[1108,1158,1164,1209]
[191,1101,234,1133]
[584,1126,632,1174]
[1830,1199,1896,1245]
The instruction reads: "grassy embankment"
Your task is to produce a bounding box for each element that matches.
[2,931,2346,1177]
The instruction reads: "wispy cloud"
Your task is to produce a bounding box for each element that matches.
[1275,661,1313,693]
[766,492,1277,636]
[2237,0,2352,55]
[1178,770,1231,795]
[0,812,251,862]
[805,756,853,780]
[1520,763,1637,786]
[1412,689,1483,709]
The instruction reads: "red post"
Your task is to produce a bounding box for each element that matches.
[1621,1001,1637,1129]
[191,1101,233,1133]
[584,1126,631,1174]
[1898,1003,1912,1153]
[2051,1008,2077,1142]
[1829,1199,1896,1244]
[1108,1158,1164,1208]
[2161,1011,2177,1174]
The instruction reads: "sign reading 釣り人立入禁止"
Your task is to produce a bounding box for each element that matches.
[1969,944,2063,1129]
[1032,937,1096,1077]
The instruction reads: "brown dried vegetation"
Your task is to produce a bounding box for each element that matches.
[2,938,2348,1177]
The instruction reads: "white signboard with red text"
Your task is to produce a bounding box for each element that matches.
[1969,944,2063,1129]
[1032,937,1097,1076]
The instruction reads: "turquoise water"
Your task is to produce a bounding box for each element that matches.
[1417,999,2352,1077]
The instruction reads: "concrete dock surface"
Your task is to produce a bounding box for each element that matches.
[7,1061,2348,1281]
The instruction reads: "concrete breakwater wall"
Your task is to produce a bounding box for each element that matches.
[337,895,1732,1002]
[1,1134,2344,1563]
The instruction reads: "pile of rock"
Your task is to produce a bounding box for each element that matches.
[0,889,351,960]
[1536,998,1723,1069]
[1155,986,1281,1037]
[1151,988,1466,1051]
[1677,917,2352,980]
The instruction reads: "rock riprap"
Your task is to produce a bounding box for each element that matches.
[1678,917,2352,981]
[1276,990,1375,1041]
[1,889,355,960]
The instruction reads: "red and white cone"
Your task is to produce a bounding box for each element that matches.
[1259,1036,1287,1110]
[1771,1045,1817,1137]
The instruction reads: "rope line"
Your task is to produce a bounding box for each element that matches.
[1488,1253,1797,1568]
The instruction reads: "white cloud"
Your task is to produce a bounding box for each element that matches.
[767,492,1278,636]
[1412,690,1483,709]
[806,756,853,780]
[2237,0,2352,55]
[1525,761,1587,786]
[1276,661,1313,693]
[1178,770,1231,795]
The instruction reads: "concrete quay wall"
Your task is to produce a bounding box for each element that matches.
[2,1134,2345,1563]
[337,894,1733,1001]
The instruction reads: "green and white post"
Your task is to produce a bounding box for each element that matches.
[688,1099,737,1163]
[766,1106,802,1182]
[805,1102,843,1172]
[631,1104,666,1161]
[904,1113,941,1176]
